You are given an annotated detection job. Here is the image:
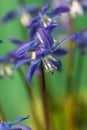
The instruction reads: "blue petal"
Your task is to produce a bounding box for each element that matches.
[11,115,30,125]
[36,50,49,59]
[53,34,75,52]
[2,10,18,22]
[26,60,40,84]
[52,48,68,56]
[8,38,25,46]
[46,23,59,32]
[13,59,31,69]
[27,4,49,28]
[50,6,70,16]
[16,40,38,57]
[41,3,49,14]
[38,28,53,48]
[82,4,87,13]
[29,25,38,41]
[50,59,62,71]
[0,122,10,129]
[12,125,31,130]
[27,16,39,28]
[48,14,61,25]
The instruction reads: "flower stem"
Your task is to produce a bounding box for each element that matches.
[74,51,84,95]
[66,16,74,95]
[65,16,76,130]
[0,104,6,121]
[18,68,42,130]
[40,62,50,130]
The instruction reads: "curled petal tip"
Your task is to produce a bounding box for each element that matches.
[42,3,49,13]
[51,6,70,15]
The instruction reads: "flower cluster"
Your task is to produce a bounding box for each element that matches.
[7,3,74,84]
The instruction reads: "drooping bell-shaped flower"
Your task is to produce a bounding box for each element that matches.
[8,3,75,84]
[12,27,74,84]
[27,3,70,40]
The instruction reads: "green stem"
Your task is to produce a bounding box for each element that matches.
[74,51,84,95]
[40,62,50,130]
[65,16,76,130]
[18,68,42,130]
[66,16,74,95]
[0,104,6,121]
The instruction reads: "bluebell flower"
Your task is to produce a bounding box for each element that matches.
[2,5,38,26]
[27,3,70,40]
[75,29,87,55]
[27,3,69,28]
[12,28,74,84]
[0,115,31,130]
[7,3,75,84]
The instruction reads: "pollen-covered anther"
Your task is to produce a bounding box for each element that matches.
[41,15,51,27]
[31,51,36,60]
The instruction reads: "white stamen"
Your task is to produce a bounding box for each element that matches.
[37,33,43,43]
[31,51,36,60]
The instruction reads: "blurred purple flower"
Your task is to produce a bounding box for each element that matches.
[0,115,31,130]
[0,56,12,78]
[75,29,87,55]
[0,38,25,77]
[2,5,39,26]
[79,0,87,13]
